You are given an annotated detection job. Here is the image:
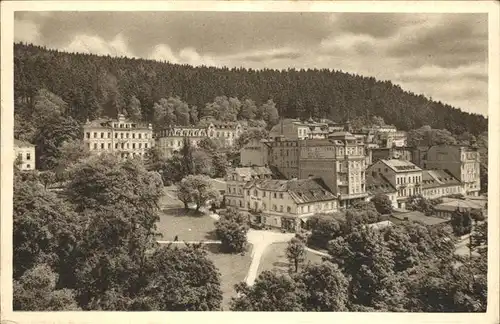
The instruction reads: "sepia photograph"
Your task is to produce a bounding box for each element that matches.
[1,1,499,323]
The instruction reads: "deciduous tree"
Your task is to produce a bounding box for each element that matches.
[230,271,304,311]
[297,261,349,311]
[371,193,393,215]
[286,238,306,273]
[14,264,80,311]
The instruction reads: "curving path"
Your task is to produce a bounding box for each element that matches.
[244,229,296,286]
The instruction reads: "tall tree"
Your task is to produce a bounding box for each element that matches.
[238,98,257,120]
[127,95,142,121]
[133,245,223,311]
[215,208,249,253]
[230,271,304,311]
[13,175,80,279]
[178,175,221,212]
[286,238,306,273]
[14,264,80,311]
[328,228,395,308]
[371,193,393,215]
[297,261,349,311]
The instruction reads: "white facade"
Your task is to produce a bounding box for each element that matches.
[83,114,154,160]
[14,140,35,170]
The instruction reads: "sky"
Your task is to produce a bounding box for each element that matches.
[14,11,488,116]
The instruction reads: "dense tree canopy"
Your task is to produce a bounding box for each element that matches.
[14,43,487,135]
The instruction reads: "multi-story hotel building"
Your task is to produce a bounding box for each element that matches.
[424,145,481,196]
[298,131,368,208]
[367,159,422,209]
[83,114,154,160]
[155,121,244,158]
[155,126,208,158]
[14,139,35,171]
[265,137,300,179]
[240,138,270,167]
[242,177,338,232]
[224,166,274,209]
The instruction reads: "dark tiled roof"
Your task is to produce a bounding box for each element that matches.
[244,178,336,204]
[367,173,397,194]
[229,166,274,181]
[422,169,461,188]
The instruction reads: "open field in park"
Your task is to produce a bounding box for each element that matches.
[204,244,253,310]
[256,242,325,276]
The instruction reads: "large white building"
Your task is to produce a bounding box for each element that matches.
[156,121,244,158]
[83,114,154,160]
[14,139,35,170]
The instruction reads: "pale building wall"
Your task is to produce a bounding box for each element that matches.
[422,184,463,199]
[83,116,154,160]
[14,145,35,170]
[240,140,269,166]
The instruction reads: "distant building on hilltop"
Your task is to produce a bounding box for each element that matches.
[14,139,35,170]
[269,118,347,141]
[83,114,154,160]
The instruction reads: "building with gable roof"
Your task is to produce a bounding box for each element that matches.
[421,169,463,199]
[14,139,36,170]
[83,114,154,160]
[366,171,398,208]
[367,159,422,209]
[241,177,338,232]
[224,166,275,209]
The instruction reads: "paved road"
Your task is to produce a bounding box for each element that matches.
[157,240,222,244]
[244,230,296,286]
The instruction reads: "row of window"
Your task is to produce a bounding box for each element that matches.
[247,189,284,199]
[398,187,420,197]
[396,175,421,185]
[88,142,149,150]
[422,186,460,197]
[86,131,150,139]
[243,200,335,214]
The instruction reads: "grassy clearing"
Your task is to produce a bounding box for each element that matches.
[204,244,253,311]
[257,242,325,277]
[156,207,217,242]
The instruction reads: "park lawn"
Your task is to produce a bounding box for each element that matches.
[205,244,254,311]
[257,242,324,277]
[156,207,217,242]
